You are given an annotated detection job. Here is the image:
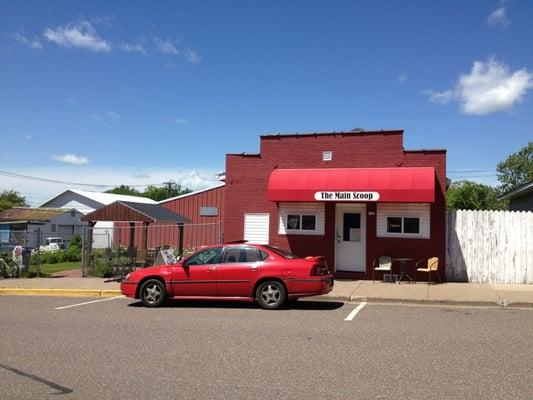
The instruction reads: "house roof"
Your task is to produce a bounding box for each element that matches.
[38,189,157,208]
[158,183,226,204]
[499,180,533,200]
[0,207,73,223]
[81,201,190,224]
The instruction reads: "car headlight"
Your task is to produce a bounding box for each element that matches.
[124,273,131,281]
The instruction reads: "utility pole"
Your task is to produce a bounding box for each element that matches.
[162,180,176,197]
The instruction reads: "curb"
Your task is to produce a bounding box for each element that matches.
[0,288,122,298]
[312,295,533,308]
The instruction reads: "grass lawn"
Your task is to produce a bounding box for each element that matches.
[34,261,81,276]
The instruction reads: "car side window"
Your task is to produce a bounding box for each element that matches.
[258,250,269,261]
[222,246,261,263]
[186,247,223,265]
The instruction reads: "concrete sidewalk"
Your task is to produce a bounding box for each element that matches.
[1,277,532,306]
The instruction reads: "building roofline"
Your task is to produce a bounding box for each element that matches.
[499,180,533,200]
[260,129,403,139]
[158,183,226,204]
[404,148,447,153]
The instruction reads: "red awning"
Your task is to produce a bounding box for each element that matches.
[267,167,435,202]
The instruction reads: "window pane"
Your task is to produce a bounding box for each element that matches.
[404,217,420,234]
[258,250,269,261]
[187,247,222,265]
[241,247,259,262]
[223,247,240,263]
[301,215,316,230]
[387,217,402,233]
[287,214,300,230]
[343,213,360,241]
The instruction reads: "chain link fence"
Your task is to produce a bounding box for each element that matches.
[0,229,81,278]
[81,222,222,278]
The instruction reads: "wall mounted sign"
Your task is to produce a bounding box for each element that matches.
[314,191,380,201]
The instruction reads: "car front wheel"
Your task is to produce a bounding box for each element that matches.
[256,280,287,310]
[140,279,166,307]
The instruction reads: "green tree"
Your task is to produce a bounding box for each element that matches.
[0,190,27,212]
[105,185,141,196]
[105,183,191,202]
[446,180,507,210]
[496,142,533,193]
[142,184,191,202]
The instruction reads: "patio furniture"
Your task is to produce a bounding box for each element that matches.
[372,256,393,283]
[415,257,441,284]
[392,257,414,284]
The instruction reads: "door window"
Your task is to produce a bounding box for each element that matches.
[343,213,361,242]
[186,247,223,265]
[222,246,261,263]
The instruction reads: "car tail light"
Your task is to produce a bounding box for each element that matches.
[311,263,329,276]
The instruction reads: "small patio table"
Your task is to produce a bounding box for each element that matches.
[393,257,414,284]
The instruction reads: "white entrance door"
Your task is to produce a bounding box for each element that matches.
[335,204,366,272]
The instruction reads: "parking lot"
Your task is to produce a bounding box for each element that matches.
[1,296,532,399]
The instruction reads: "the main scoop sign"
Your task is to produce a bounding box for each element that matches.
[314,191,380,201]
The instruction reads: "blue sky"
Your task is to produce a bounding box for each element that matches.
[1,0,532,206]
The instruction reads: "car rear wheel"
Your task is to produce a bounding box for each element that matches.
[140,279,166,307]
[256,280,287,310]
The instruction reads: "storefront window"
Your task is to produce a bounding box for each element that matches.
[286,214,317,232]
[387,217,420,234]
[287,215,300,230]
[301,215,316,230]
[404,217,420,234]
[386,217,402,233]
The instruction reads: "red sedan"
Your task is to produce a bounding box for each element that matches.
[121,243,333,309]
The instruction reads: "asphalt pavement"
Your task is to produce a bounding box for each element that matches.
[1,296,532,399]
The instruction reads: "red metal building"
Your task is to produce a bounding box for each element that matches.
[223,129,446,280]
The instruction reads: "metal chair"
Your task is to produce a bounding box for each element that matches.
[372,256,393,283]
[414,257,442,283]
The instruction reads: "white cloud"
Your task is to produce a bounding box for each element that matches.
[0,166,221,205]
[174,117,188,124]
[120,43,147,55]
[90,111,120,121]
[44,21,111,52]
[397,73,407,84]
[105,111,120,120]
[183,48,202,64]
[425,57,533,115]
[25,134,34,141]
[52,154,89,165]
[14,33,43,49]
[153,36,179,55]
[487,7,510,27]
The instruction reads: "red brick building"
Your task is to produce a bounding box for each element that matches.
[130,129,446,280]
[223,129,446,280]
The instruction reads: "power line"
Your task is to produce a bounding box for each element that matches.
[0,170,164,188]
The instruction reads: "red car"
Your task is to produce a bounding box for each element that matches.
[121,243,333,309]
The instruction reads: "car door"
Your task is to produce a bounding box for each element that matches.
[217,246,263,297]
[171,247,222,297]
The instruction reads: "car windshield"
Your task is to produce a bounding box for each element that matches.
[263,245,301,259]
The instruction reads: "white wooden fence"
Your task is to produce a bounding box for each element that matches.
[446,210,533,284]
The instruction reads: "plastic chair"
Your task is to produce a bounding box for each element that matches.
[415,257,441,283]
[372,256,393,283]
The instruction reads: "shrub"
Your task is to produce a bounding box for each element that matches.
[91,258,112,277]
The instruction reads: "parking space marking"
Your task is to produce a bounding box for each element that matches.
[344,301,367,321]
[54,296,125,310]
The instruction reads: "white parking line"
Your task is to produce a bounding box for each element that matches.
[54,296,125,310]
[344,302,367,321]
